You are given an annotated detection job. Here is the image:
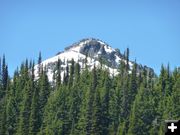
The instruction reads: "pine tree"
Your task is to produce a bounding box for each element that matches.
[172,68,180,119]
[86,65,97,135]
[13,63,28,132]
[75,66,90,135]
[123,61,138,134]
[69,59,75,87]
[29,62,41,135]
[64,62,69,85]
[0,55,9,135]
[40,85,71,135]
[69,85,81,134]
[92,88,102,135]
[17,79,33,135]
[108,76,118,135]
[165,63,173,96]
[29,86,40,135]
[159,65,167,96]
[128,73,156,135]
[74,63,80,85]
[0,99,7,135]
[38,52,42,76]
[6,84,17,135]
[101,71,110,135]
[117,55,130,124]
[2,55,8,98]
[129,60,138,103]
[56,58,61,87]
[125,48,129,71]
[114,59,126,134]
[38,69,50,129]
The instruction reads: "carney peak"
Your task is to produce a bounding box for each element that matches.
[65,38,108,50]
[61,38,122,58]
[36,38,154,82]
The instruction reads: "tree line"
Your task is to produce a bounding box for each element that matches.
[0,49,179,135]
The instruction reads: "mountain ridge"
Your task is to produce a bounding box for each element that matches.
[34,38,154,81]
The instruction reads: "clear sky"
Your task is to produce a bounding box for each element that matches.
[0,0,180,76]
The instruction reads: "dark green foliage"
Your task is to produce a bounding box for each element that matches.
[69,59,75,87]
[6,89,17,135]
[125,48,130,71]
[172,68,180,119]
[101,71,110,135]
[38,52,42,76]
[56,59,61,87]
[29,86,40,135]
[29,62,41,135]
[64,62,69,85]
[0,55,9,135]
[38,69,50,129]
[86,66,97,135]
[1,55,8,98]
[0,49,179,135]
[17,80,33,135]
[92,88,102,135]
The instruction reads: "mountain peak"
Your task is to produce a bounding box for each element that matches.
[57,38,117,57]
[62,38,124,67]
[64,38,108,51]
[35,38,154,82]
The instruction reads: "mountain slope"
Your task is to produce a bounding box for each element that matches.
[34,38,154,81]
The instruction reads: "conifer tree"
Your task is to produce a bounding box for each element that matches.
[29,86,40,135]
[108,77,118,135]
[165,64,173,96]
[124,61,138,133]
[69,59,75,87]
[114,59,126,134]
[64,62,69,85]
[86,65,97,135]
[101,71,110,135]
[92,88,102,135]
[38,52,42,76]
[0,100,7,135]
[17,79,32,135]
[29,62,41,135]
[6,84,17,135]
[69,86,81,134]
[159,65,167,96]
[68,63,81,135]
[74,63,80,85]
[2,55,8,97]
[38,70,50,128]
[128,73,156,135]
[75,65,90,135]
[56,58,61,87]
[0,55,9,135]
[172,68,180,119]
[129,61,138,103]
[125,48,129,71]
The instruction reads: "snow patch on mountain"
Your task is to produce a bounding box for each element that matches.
[34,38,154,82]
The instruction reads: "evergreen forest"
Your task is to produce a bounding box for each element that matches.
[0,49,179,135]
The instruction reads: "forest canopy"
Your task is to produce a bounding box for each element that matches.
[0,50,179,135]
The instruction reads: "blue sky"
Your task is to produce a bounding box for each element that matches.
[0,0,180,76]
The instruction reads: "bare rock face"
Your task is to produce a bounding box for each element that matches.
[65,38,125,68]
